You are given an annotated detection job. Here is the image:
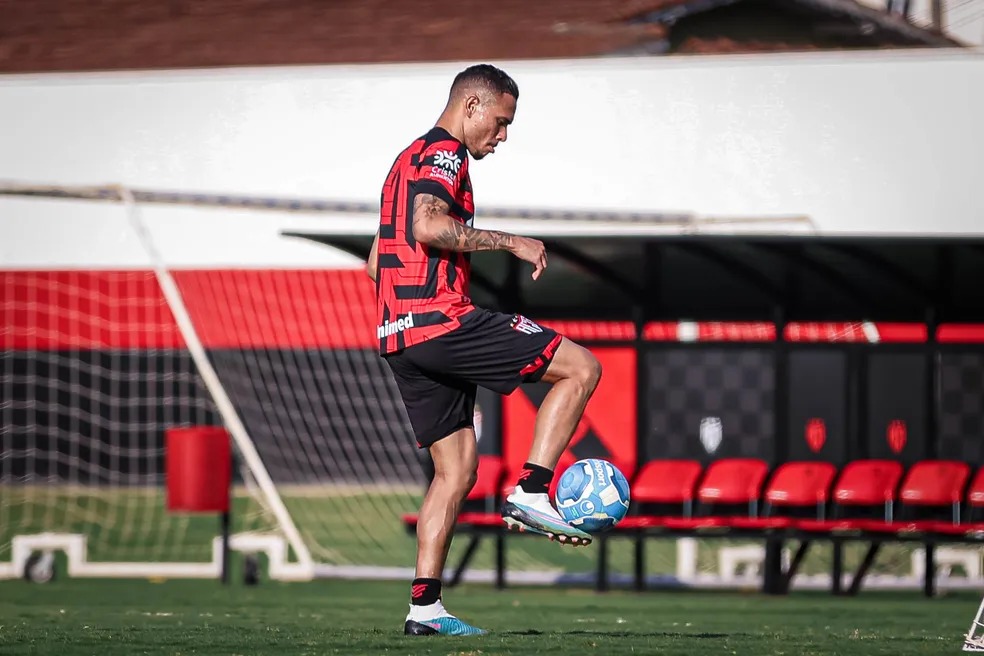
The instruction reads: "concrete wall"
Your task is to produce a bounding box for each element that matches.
[2,49,982,267]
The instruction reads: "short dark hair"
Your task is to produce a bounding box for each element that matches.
[451,64,519,101]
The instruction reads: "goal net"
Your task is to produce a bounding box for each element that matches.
[0,184,433,582]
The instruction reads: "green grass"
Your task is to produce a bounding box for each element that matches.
[0,578,975,655]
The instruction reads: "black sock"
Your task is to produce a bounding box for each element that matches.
[410,577,441,606]
[517,461,553,495]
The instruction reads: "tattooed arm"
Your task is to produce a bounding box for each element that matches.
[412,193,513,252]
[411,193,548,279]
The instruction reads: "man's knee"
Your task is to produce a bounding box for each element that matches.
[542,338,603,390]
[435,465,477,499]
[429,428,479,498]
[584,353,602,389]
[564,345,601,391]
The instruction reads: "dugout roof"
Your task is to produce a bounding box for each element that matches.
[286,230,984,325]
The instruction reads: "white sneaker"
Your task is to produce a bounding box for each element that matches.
[404,600,486,636]
[501,488,592,545]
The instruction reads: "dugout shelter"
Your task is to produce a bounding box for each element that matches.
[293,220,984,596]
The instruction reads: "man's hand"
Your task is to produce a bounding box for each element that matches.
[507,236,547,280]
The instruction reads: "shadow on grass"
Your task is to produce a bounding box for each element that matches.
[502,630,740,638]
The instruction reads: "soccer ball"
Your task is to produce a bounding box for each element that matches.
[554,459,630,534]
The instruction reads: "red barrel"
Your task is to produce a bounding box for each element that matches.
[166,426,231,513]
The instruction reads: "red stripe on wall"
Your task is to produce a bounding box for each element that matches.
[537,320,636,341]
[643,321,776,342]
[2,269,377,350]
[642,322,678,341]
[937,324,984,344]
[2,271,184,349]
[171,269,375,349]
[783,322,927,343]
[4,271,966,349]
[873,323,928,343]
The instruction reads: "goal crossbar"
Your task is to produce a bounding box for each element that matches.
[0,179,816,231]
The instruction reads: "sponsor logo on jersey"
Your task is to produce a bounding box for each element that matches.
[427,150,462,187]
[434,149,461,172]
[376,311,415,339]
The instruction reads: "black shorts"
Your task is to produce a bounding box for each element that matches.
[384,308,562,448]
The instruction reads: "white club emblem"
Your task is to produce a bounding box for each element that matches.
[699,416,723,455]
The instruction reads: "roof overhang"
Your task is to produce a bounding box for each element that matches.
[284,229,984,324]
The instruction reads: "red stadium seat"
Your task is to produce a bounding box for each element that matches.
[697,458,770,511]
[968,467,984,508]
[707,462,835,531]
[793,460,904,532]
[898,460,970,524]
[764,461,837,516]
[631,459,702,507]
[833,459,903,508]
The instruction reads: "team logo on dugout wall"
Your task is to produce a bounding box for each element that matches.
[805,418,826,454]
[887,419,907,454]
[699,417,723,454]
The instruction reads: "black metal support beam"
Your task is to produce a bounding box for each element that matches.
[447,535,483,587]
[924,542,936,598]
[815,243,933,306]
[759,242,883,311]
[763,537,785,595]
[668,241,784,304]
[541,239,642,300]
[848,541,883,595]
[596,536,611,592]
[782,540,813,593]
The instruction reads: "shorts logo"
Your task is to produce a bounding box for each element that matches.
[510,314,543,335]
[377,311,415,339]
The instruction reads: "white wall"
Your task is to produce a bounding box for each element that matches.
[1,50,982,267]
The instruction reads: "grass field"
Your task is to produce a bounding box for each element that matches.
[0,578,976,655]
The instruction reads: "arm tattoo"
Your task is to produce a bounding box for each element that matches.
[412,193,513,252]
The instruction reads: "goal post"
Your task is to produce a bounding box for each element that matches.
[117,185,314,578]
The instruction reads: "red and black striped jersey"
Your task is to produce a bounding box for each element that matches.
[375,127,476,355]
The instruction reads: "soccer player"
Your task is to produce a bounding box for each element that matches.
[366,64,602,636]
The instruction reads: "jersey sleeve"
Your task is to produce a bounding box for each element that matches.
[415,141,468,207]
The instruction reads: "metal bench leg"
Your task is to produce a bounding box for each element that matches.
[848,541,882,596]
[596,536,610,592]
[832,539,844,595]
[634,534,646,591]
[447,534,482,588]
[924,542,936,598]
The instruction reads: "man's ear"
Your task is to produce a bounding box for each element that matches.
[464,93,480,118]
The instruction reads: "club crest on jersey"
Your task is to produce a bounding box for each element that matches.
[377,312,415,339]
[510,314,543,335]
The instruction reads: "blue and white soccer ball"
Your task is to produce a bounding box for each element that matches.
[554,459,630,534]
